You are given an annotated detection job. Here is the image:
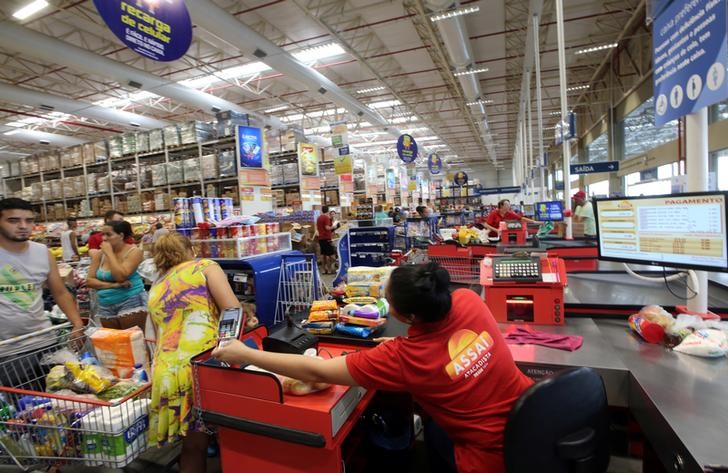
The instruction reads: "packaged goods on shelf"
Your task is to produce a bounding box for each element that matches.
[271,166,284,186]
[215,110,249,137]
[86,173,97,194]
[201,154,218,179]
[121,132,137,156]
[136,131,150,153]
[149,128,164,151]
[39,153,60,172]
[50,180,63,200]
[154,192,169,211]
[107,136,122,159]
[281,130,301,152]
[283,163,299,184]
[51,203,65,220]
[285,192,301,206]
[127,194,142,213]
[217,150,236,177]
[85,141,109,163]
[179,120,215,144]
[166,161,182,184]
[30,182,42,201]
[0,165,8,178]
[163,125,180,147]
[21,156,39,175]
[96,174,110,193]
[138,165,152,188]
[182,158,201,183]
[9,161,20,176]
[151,163,167,186]
[62,146,84,168]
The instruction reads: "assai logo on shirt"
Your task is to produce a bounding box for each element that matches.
[445,329,494,380]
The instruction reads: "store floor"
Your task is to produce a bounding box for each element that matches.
[4,442,640,472]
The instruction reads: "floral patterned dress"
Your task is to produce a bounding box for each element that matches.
[148,259,219,446]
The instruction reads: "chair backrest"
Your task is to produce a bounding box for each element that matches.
[504,367,610,473]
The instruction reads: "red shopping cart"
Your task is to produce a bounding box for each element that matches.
[0,323,153,472]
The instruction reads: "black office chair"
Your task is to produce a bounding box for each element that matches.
[504,367,610,473]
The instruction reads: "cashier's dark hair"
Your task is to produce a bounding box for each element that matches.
[388,262,451,323]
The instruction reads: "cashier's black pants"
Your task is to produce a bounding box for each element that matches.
[424,418,458,473]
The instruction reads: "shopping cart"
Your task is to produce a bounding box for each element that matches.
[427,245,483,285]
[274,254,328,324]
[0,323,153,472]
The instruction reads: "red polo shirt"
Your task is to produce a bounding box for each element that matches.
[346,289,533,473]
[87,231,134,249]
[316,214,333,241]
[485,209,522,232]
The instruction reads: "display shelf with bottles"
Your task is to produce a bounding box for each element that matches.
[1,123,243,222]
[190,233,292,260]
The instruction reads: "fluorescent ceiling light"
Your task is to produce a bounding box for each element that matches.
[3,130,20,136]
[304,126,330,134]
[466,99,494,106]
[418,136,439,142]
[389,116,418,124]
[368,99,401,109]
[219,62,272,79]
[567,84,590,92]
[263,105,289,113]
[574,42,618,55]
[549,111,562,116]
[6,112,70,128]
[93,91,160,108]
[293,43,346,63]
[13,0,48,19]
[431,5,480,22]
[357,86,386,94]
[280,107,345,122]
[454,67,489,77]
[351,140,397,148]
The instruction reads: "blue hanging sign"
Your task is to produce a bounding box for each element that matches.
[427,152,442,174]
[653,0,728,126]
[453,171,468,186]
[569,161,619,175]
[396,134,418,163]
[236,126,263,168]
[93,0,192,62]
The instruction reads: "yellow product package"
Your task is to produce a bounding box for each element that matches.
[308,310,338,322]
[310,300,338,312]
[89,326,149,378]
[63,362,113,394]
[345,282,383,298]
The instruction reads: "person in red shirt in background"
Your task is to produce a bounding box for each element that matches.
[88,210,132,256]
[212,262,533,473]
[483,198,541,238]
[316,205,340,274]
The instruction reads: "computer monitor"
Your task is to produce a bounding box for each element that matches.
[534,201,564,222]
[593,191,728,272]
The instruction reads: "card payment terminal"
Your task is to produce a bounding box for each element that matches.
[218,307,245,340]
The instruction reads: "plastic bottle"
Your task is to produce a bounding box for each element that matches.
[130,364,148,383]
[80,351,99,366]
[628,313,665,344]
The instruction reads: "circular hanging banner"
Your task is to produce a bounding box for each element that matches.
[453,171,468,186]
[427,152,442,175]
[396,134,418,164]
[94,0,192,62]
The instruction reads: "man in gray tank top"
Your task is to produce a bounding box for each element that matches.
[0,199,85,372]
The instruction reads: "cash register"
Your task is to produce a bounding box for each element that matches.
[481,254,567,325]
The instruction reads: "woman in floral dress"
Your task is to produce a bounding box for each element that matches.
[148,233,239,473]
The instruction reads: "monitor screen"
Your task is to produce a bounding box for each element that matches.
[593,192,728,272]
[534,201,564,221]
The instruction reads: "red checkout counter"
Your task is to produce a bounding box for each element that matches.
[191,327,374,473]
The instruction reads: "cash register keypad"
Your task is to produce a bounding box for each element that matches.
[493,258,541,281]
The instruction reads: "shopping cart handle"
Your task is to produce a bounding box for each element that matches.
[0,322,72,348]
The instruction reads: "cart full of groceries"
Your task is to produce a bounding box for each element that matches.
[0,323,153,471]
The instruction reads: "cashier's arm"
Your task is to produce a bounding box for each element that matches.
[212,340,358,386]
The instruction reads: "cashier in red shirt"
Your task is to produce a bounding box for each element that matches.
[212,262,533,473]
[87,210,133,256]
[483,199,540,238]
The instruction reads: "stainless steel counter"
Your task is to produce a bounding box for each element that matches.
[597,319,728,473]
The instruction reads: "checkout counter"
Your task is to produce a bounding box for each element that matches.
[192,251,728,473]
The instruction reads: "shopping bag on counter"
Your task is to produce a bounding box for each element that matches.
[89,326,150,378]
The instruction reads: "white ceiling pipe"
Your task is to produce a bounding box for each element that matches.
[0,21,283,129]
[425,1,497,164]
[0,82,169,130]
[0,127,85,147]
[185,0,397,136]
